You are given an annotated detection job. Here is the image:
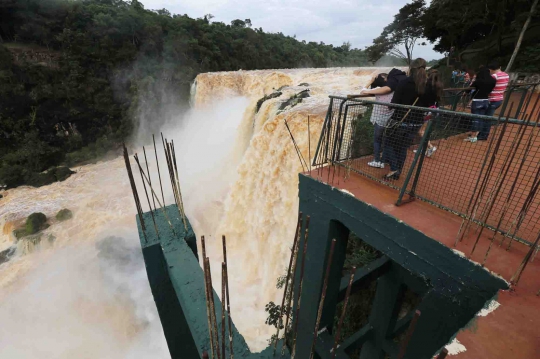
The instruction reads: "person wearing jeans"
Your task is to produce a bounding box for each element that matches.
[471,100,490,140]
[384,124,421,176]
[465,67,496,143]
[372,123,386,164]
[364,74,394,168]
[486,100,503,117]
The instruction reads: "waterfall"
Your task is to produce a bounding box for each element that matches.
[0,67,386,356]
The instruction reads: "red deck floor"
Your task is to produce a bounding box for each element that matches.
[307,167,540,359]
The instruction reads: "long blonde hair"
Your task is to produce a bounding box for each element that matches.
[410,58,427,95]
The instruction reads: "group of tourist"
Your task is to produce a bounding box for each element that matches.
[357,58,510,180]
[359,58,443,180]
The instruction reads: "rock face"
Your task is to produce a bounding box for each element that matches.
[25,166,75,188]
[0,246,15,265]
[55,209,73,222]
[25,212,48,235]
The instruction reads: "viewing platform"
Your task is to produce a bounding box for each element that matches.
[308,88,540,358]
[305,166,539,358]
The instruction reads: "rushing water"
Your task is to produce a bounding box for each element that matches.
[0,67,385,356]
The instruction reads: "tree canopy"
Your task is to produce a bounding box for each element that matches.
[365,0,540,71]
[365,0,426,66]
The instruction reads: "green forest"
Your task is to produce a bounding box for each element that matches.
[0,0,380,188]
[0,0,539,188]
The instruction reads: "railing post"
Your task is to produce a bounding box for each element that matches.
[407,118,437,202]
[335,104,351,162]
[451,92,460,112]
[312,99,334,167]
[330,100,348,164]
[395,119,434,206]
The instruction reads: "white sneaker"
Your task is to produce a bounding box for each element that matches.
[426,147,437,157]
[464,137,478,143]
[368,161,385,168]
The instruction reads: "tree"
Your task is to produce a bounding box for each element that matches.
[231,19,246,28]
[366,0,426,66]
[422,0,540,68]
[506,0,539,72]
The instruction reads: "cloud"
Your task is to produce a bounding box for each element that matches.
[140,0,441,60]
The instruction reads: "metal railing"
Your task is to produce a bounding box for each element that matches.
[440,82,539,115]
[313,85,540,255]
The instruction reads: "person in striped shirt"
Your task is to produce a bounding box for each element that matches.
[487,60,510,117]
[472,60,510,141]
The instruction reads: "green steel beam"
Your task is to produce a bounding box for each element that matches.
[337,256,391,302]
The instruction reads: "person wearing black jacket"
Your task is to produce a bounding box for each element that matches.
[382,58,440,180]
[464,67,496,142]
[360,68,408,96]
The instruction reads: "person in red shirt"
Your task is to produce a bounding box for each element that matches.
[476,60,509,141]
[486,61,510,117]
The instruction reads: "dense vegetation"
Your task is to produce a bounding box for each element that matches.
[0,0,385,188]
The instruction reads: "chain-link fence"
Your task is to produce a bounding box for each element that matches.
[313,89,540,252]
[440,83,539,115]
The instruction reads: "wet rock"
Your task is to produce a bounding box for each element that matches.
[256,91,282,113]
[56,208,73,221]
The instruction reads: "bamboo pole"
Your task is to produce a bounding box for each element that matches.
[397,310,422,359]
[152,134,166,208]
[280,215,304,357]
[456,103,514,245]
[122,144,146,239]
[133,154,176,234]
[309,239,337,359]
[510,231,540,285]
[436,348,449,359]
[221,262,226,359]
[222,236,234,359]
[291,216,310,358]
[470,110,529,257]
[135,154,160,238]
[331,267,356,359]
[202,236,215,359]
[171,140,188,230]
[506,0,539,73]
[206,257,221,359]
[273,213,303,355]
[143,146,156,212]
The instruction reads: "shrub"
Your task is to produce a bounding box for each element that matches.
[56,208,73,221]
[25,212,48,235]
[0,164,26,188]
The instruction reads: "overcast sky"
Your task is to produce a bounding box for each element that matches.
[140,0,441,61]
